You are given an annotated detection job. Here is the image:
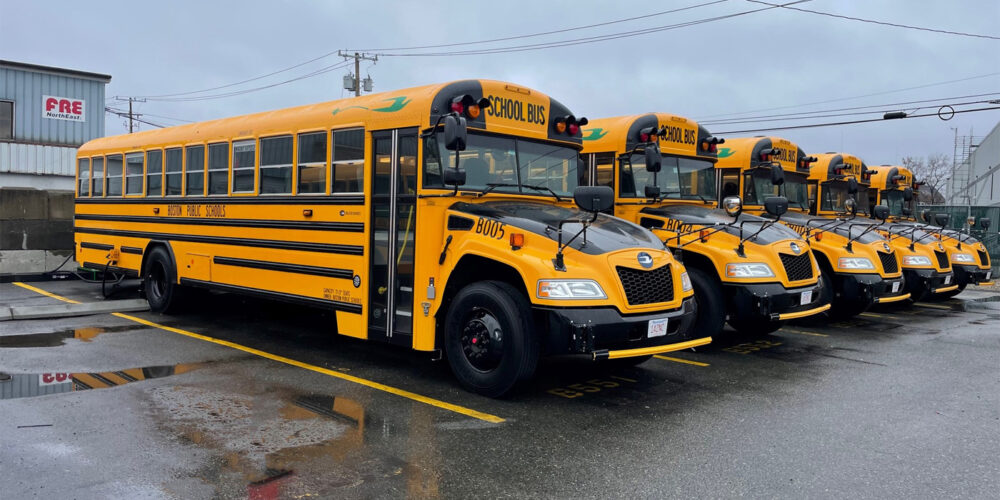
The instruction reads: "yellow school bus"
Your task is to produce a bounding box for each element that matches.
[717,143,908,316]
[581,114,828,337]
[73,80,706,397]
[868,165,991,296]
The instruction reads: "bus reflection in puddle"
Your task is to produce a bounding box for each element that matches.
[0,363,203,400]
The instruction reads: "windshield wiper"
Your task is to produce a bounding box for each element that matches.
[680,193,713,204]
[477,183,563,201]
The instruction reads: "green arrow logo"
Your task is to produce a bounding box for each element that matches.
[581,128,608,141]
[717,147,735,158]
[332,95,411,116]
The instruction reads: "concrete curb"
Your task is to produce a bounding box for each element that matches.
[2,299,149,321]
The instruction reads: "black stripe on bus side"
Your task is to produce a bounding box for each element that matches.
[74,195,366,205]
[179,277,363,314]
[80,242,114,251]
[213,256,353,279]
[82,262,140,278]
[121,246,144,255]
[75,214,364,233]
[74,227,365,256]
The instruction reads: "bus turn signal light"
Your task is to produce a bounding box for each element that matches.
[700,229,710,242]
[510,232,524,250]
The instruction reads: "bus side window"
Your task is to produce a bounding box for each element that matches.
[332,128,364,193]
[578,154,592,187]
[619,156,636,197]
[185,145,206,196]
[106,154,123,196]
[595,152,615,190]
[260,135,293,194]
[165,148,183,196]
[721,171,739,199]
[125,152,144,196]
[297,132,327,194]
[92,156,104,196]
[231,140,256,194]
[208,143,229,195]
[78,158,90,197]
[146,150,163,196]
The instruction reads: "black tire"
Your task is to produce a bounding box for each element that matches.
[816,266,835,314]
[143,246,184,314]
[688,267,726,338]
[728,318,784,336]
[443,281,539,397]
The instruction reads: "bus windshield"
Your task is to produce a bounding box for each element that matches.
[882,189,907,216]
[742,168,779,205]
[621,155,717,201]
[783,172,810,211]
[424,131,581,197]
[820,181,856,213]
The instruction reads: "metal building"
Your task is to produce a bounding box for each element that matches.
[947,121,1000,207]
[0,60,111,190]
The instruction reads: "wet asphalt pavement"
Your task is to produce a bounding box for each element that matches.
[1,280,998,499]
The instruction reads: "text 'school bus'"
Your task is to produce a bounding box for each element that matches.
[716,143,908,317]
[867,166,992,297]
[73,80,707,397]
[580,114,828,337]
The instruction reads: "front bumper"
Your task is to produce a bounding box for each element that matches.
[903,268,955,296]
[540,296,698,357]
[725,280,827,322]
[952,264,993,286]
[836,273,909,305]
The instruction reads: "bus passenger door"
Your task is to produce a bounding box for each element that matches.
[368,128,418,345]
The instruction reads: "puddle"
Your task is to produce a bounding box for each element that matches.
[0,324,148,348]
[0,363,203,400]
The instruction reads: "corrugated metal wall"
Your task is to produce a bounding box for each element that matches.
[0,66,106,146]
[0,142,77,176]
[1,374,74,400]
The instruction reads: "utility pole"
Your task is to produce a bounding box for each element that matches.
[114,96,146,133]
[337,51,377,96]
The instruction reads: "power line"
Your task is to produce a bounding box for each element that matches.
[140,112,194,123]
[372,1,811,57]
[697,72,1000,120]
[747,0,1000,41]
[104,107,166,129]
[714,106,1000,134]
[346,0,731,51]
[701,93,1000,125]
[143,61,351,102]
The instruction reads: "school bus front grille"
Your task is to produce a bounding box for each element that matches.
[779,252,813,281]
[878,251,899,274]
[978,249,990,266]
[935,251,949,269]
[615,265,674,306]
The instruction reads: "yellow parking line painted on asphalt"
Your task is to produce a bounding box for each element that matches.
[13,282,80,304]
[859,312,904,321]
[913,302,953,310]
[779,328,829,338]
[10,282,505,424]
[654,355,709,367]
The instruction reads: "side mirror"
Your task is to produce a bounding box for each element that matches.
[644,185,661,199]
[934,213,950,227]
[770,163,785,186]
[442,167,466,186]
[573,186,614,213]
[847,177,858,194]
[921,209,931,223]
[845,197,857,215]
[443,114,467,151]
[903,186,913,201]
[980,217,991,230]
[722,196,742,217]
[901,207,912,216]
[967,216,976,227]
[873,204,889,221]
[644,145,661,173]
[764,196,788,218]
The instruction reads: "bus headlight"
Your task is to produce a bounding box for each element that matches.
[951,253,975,263]
[537,280,607,300]
[838,257,875,270]
[903,255,932,266]
[725,263,775,278]
[681,272,693,292]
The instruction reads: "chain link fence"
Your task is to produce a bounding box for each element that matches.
[920,205,1000,273]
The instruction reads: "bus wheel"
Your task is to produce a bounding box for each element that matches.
[688,268,726,338]
[143,246,183,314]
[444,281,539,397]
[729,318,783,336]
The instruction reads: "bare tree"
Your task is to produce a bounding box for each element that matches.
[901,154,949,204]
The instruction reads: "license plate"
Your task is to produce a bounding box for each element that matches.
[800,290,813,305]
[891,281,901,293]
[944,275,952,285]
[647,318,669,338]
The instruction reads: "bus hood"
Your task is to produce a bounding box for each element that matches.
[641,205,803,245]
[450,200,665,255]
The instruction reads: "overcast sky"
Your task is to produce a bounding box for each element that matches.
[3,0,998,164]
